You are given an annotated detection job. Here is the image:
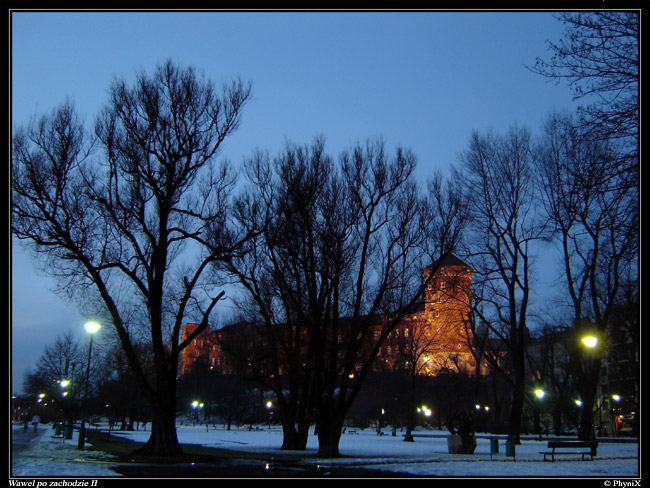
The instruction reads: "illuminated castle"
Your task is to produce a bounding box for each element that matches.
[179,254,477,378]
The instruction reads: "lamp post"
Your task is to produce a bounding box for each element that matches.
[266,400,273,428]
[610,394,621,436]
[78,321,100,449]
[579,331,600,440]
[534,389,545,439]
[191,400,203,422]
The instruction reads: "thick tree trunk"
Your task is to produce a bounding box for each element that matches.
[132,374,183,457]
[280,423,309,450]
[316,412,343,457]
[278,399,310,450]
[133,404,183,456]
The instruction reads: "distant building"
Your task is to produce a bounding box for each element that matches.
[179,254,478,378]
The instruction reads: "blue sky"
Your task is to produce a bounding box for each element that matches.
[11,10,579,393]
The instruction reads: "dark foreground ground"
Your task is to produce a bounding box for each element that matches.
[111,462,417,478]
[82,430,418,478]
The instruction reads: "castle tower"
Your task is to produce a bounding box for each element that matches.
[418,254,474,375]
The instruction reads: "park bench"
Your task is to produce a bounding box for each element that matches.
[540,440,598,462]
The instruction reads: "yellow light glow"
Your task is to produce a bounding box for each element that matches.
[581,336,598,348]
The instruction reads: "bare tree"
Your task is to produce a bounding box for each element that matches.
[397,309,463,442]
[531,11,639,182]
[455,124,545,443]
[220,141,323,450]
[535,110,638,440]
[23,331,87,421]
[12,60,252,456]
[526,323,582,435]
[226,136,466,456]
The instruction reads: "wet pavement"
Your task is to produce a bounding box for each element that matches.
[11,426,43,453]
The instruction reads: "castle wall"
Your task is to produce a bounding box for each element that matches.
[180,255,476,378]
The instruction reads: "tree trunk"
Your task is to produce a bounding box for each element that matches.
[509,327,527,444]
[277,399,309,450]
[403,373,416,442]
[280,423,308,450]
[133,403,182,456]
[316,412,343,457]
[132,375,183,457]
[403,405,415,442]
[404,423,414,442]
[510,380,524,444]
[578,356,601,441]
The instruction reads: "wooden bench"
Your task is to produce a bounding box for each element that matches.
[541,440,598,462]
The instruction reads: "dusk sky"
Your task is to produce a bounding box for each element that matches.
[11,10,581,393]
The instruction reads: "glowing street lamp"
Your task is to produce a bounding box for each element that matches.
[78,321,100,450]
[581,336,598,348]
[191,400,204,421]
[417,405,432,417]
[59,379,70,397]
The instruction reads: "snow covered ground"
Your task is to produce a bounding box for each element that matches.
[11,422,640,479]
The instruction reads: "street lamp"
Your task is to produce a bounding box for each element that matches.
[191,400,204,422]
[581,335,598,348]
[78,321,100,449]
[59,379,70,398]
[417,405,432,417]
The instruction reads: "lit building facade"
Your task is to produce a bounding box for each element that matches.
[179,254,477,378]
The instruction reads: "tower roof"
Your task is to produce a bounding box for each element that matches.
[427,253,471,270]
[438,253,470,268]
